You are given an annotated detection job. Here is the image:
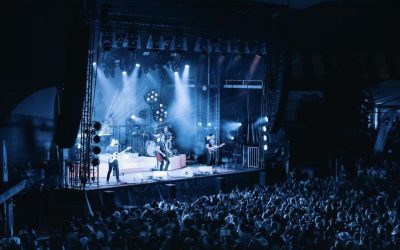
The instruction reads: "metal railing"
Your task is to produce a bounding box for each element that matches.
[243,146,260,168]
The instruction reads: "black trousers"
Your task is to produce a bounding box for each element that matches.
[159,154,170,171]
[207,151,216,166]
[107,160,120,181]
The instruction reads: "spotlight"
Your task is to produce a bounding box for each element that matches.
[207,122,212,127]
[174,71,178,75]
[185,64,189,68]
[239,122,242,127]
[263,135,267,141]
[101,29,113,51]
[92,62,97,66]
[262,126,267,132]
[76,143,82,149]
[131,114,136,120]
[122,71,127,75]
[198,122,202,127]
[136,63,140,67]
[202,86,207,91]
[230,136,235,140]
[263,145,268,151]
[127,29,140,52]
[144,90,159,105]
[264,116,269,122]
[153,103,167,122]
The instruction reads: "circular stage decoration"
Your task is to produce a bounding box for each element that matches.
[153,103,167,122]
[144,89,159,105]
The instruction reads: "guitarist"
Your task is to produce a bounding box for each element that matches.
[156,133,171,171]
[206,134,217,166]
[206,134,225,166]
[106,138,121,183]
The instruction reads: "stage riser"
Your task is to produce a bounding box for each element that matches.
[12,170,261,230]
[85,170,261,213]
[98,154,187,176]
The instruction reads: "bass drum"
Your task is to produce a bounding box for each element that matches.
[145,140,157,156]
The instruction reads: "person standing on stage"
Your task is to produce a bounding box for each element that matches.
[206,134,216,166]
[156,133,171,171]
[106,138,121,183]
[163,125,173,153]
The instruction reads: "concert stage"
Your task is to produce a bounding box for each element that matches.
[84,164,255,189]
[79,165,263,211]
[14,165,263,229]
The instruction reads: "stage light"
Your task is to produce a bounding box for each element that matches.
[76,143,82,149]
[122,71,127,75]
[202,86,207,91]
[264,116,269,122]
[185,64,189,68]
[262,126,267,132]
[231,136,235,140]
[207,122,212,127]
[92,62,96,66]
[263,145,268,151]
[198,122,202,127]
[153,103,167,122]
[136,63,140,67]
[127,28,140,52]
[145,89,159,105]
[101,29,113,51]
[239,122,242,127]
[174,71,178,75]
[131,114,136,120]
[263,135,267,141]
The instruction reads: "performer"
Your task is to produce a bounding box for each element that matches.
[106,138,121,183]
[206,134,225,166]
[156,133,172,171]
[206,134,217,166]
[163,125,173,152]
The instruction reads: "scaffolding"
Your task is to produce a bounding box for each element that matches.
[75,8,99,188]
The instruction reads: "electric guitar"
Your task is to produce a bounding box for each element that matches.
[207,143,226,154]
[107,147,132,163]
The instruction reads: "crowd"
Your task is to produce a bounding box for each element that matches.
[3,163,400,250]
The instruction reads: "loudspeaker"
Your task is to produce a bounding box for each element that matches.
[54,11,89,148]
[259,171,266,186]
[102,190,116,211]
[165,183,176,200]
[216,177,226,193]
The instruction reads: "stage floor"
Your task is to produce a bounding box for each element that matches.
[83,165,259,190]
